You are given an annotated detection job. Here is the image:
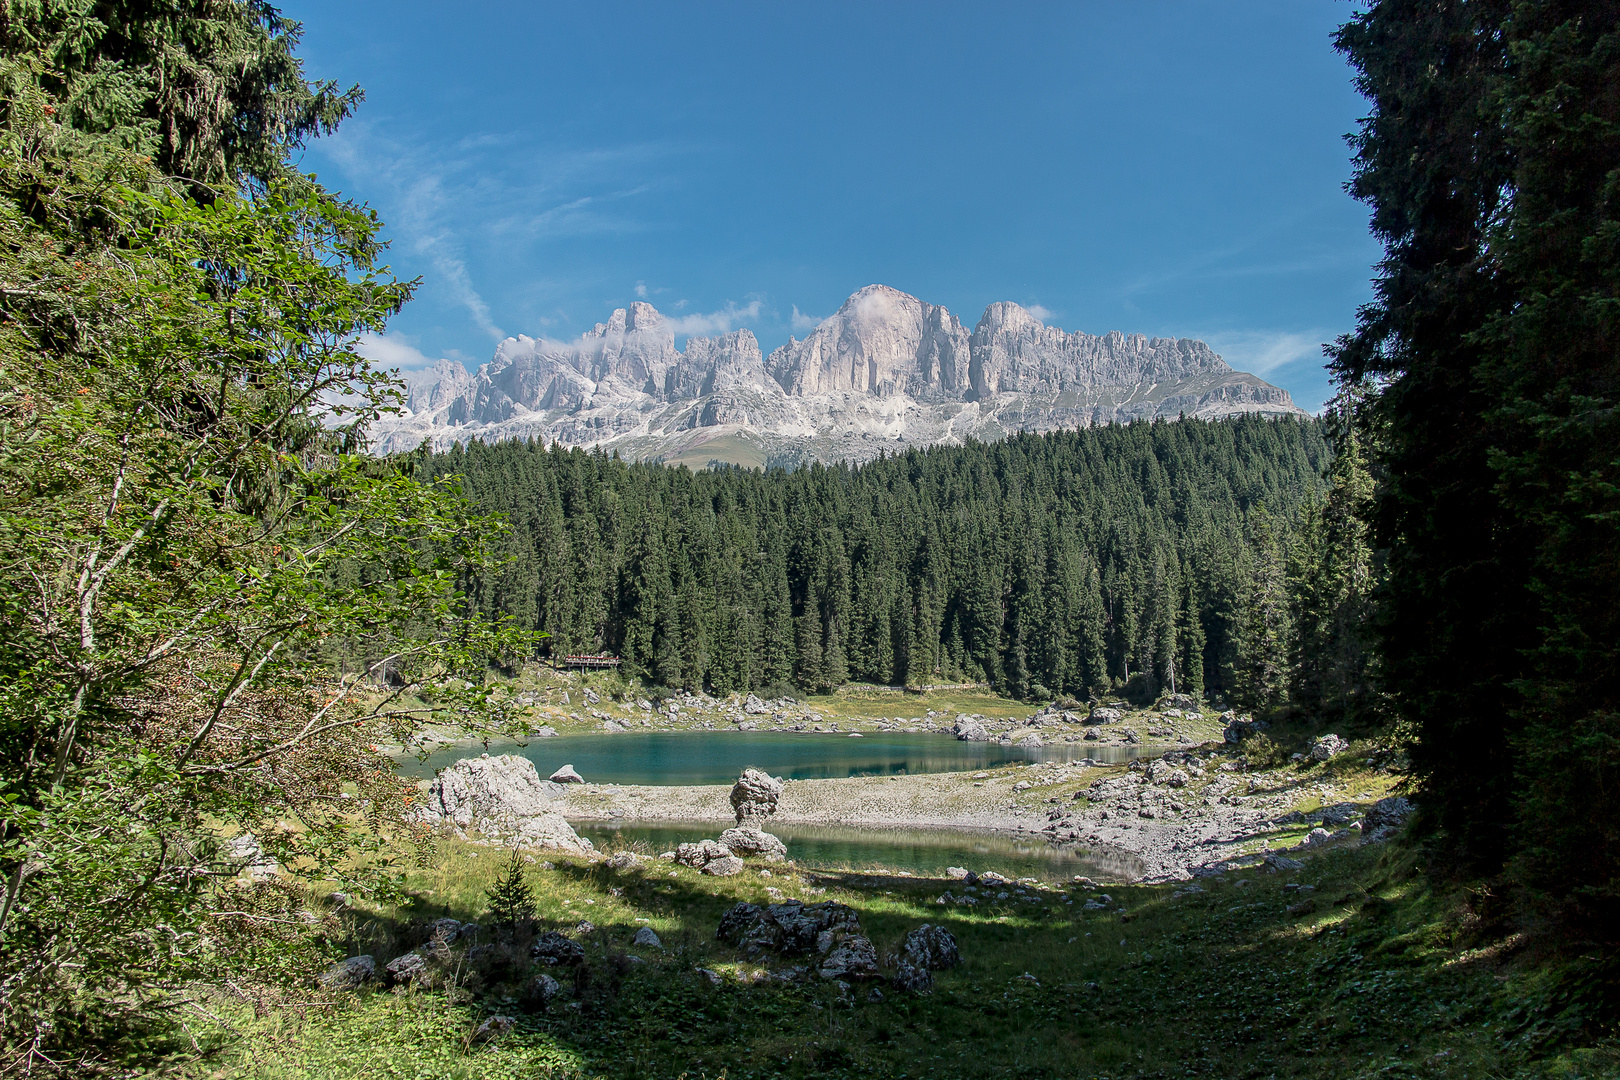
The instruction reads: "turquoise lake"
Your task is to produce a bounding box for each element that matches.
[398,730,1148,786]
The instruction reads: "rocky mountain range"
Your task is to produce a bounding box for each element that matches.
[375,284,1305,467]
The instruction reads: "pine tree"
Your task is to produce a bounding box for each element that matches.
[485,848,537,928]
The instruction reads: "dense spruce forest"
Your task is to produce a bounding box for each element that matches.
[414,415,1349,708]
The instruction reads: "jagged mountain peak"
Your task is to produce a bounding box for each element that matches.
[372,284,1305,465]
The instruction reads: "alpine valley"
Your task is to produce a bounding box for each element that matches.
[377,284,1305,466]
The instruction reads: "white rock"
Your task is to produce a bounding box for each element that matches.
[549,764,584,784]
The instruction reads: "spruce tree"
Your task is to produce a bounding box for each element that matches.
[485,848,537,929]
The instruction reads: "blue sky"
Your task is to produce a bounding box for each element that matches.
[283,1,1379,412]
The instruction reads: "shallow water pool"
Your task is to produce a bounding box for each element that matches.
[575,819,1144,884]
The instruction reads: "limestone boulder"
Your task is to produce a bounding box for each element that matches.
[719,826,788,861]
[419,754,563,826]
[730,768,784,824]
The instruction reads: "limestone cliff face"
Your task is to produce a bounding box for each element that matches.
[374,285,1306,463]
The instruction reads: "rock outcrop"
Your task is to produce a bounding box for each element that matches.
[369,285,1306,463]
[415,754,592,854]
[730,768,784,824]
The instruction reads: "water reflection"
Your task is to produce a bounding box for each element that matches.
[577,819,1144,884]
[398,731,1152,786]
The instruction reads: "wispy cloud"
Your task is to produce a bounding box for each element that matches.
[1024,303,1055,322]
[356,332,441,371]
[312,122,676,345]
[634,281,649,299]
[664,299,763,336]
[1198,329,1327,376]
[791,305,823,332]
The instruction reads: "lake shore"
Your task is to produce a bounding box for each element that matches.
[557,750,1402,884]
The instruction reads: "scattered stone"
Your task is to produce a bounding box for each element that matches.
[953,715,990,741]
[549,764,584,784]
[319,955,375,989]
[519,973,561,1012]
[384,950,433,985]
[946,866,971,880]
[718,900,863,957]
[744,693,770,714]
[1013,780,1032,791]
[899,924,961,974]
[1301,827,1334,847]
[703,855,745,876]
[1310,734,1350,761]
[1162,694,1197,710]
[676,839,734,869]
[819,935,881,981]
[1085,707,1124,726]
[730,768,785,824]
[606,851,649,870]
[1362,795,1415,844]
[718,826,788,861]
[530,932,585,966]
[633,926,663,949]
[1263,852,1305,871]
[1222,714,1269,744]
[472,1015,515,1045]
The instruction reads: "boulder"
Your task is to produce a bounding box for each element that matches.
[606,851,650,870]
[1362,795,1414,844]
[633,926,663,948]
[1222,715,1269,744]
[1364,795,1414,829]
[676,839,734,869]
[319,955,375,989]
[472,1015,515,1045]
[730,768,784,824]
[1162,693,1197,711]
[384,950,433,985]
[549,764,584,784]
[1301,827,1334,847]
[1144,760,1188,787]
[718,826,788,861]
[530,931,585,966]
[744,693,770,715]
[1085,707,1125,726]
[1310,734,1350,762]
[418,754,563,826]
[1263,852,1305,871]
[519,972,561,1013]
[702,854,745,876]
[819,935,882,981]
[717,900,863,957]
[899,924,961,972]
[225,832,277,880]
[953,715,990,741]
[582,688,600,705]
[532,726,559,738]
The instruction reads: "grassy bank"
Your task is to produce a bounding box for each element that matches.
[188,832,1614,1080]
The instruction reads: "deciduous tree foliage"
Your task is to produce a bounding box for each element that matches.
[0,1,523,1066]
[1334,0,1620,932]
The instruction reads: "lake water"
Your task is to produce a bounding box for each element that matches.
[398,730,1148,786]
[576,820,1145,884]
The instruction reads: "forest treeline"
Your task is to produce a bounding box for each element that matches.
[412,413,1376,723]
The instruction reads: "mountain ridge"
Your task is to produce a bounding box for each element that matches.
[376,284,1305,465]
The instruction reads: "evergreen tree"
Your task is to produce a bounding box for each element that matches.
[1334,0,1620,930]
[485,848,537,929]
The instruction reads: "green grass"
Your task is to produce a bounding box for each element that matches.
[188,832,1617,1080]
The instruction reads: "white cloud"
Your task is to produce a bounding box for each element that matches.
[356,332,441,371]
[663,299,763,336]
[791,305,823,332]
[1198,330,1326,376]
[1024,303,1055,322]
[634,281,648,298]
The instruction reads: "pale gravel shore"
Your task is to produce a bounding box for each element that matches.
[558,757,1399,884]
